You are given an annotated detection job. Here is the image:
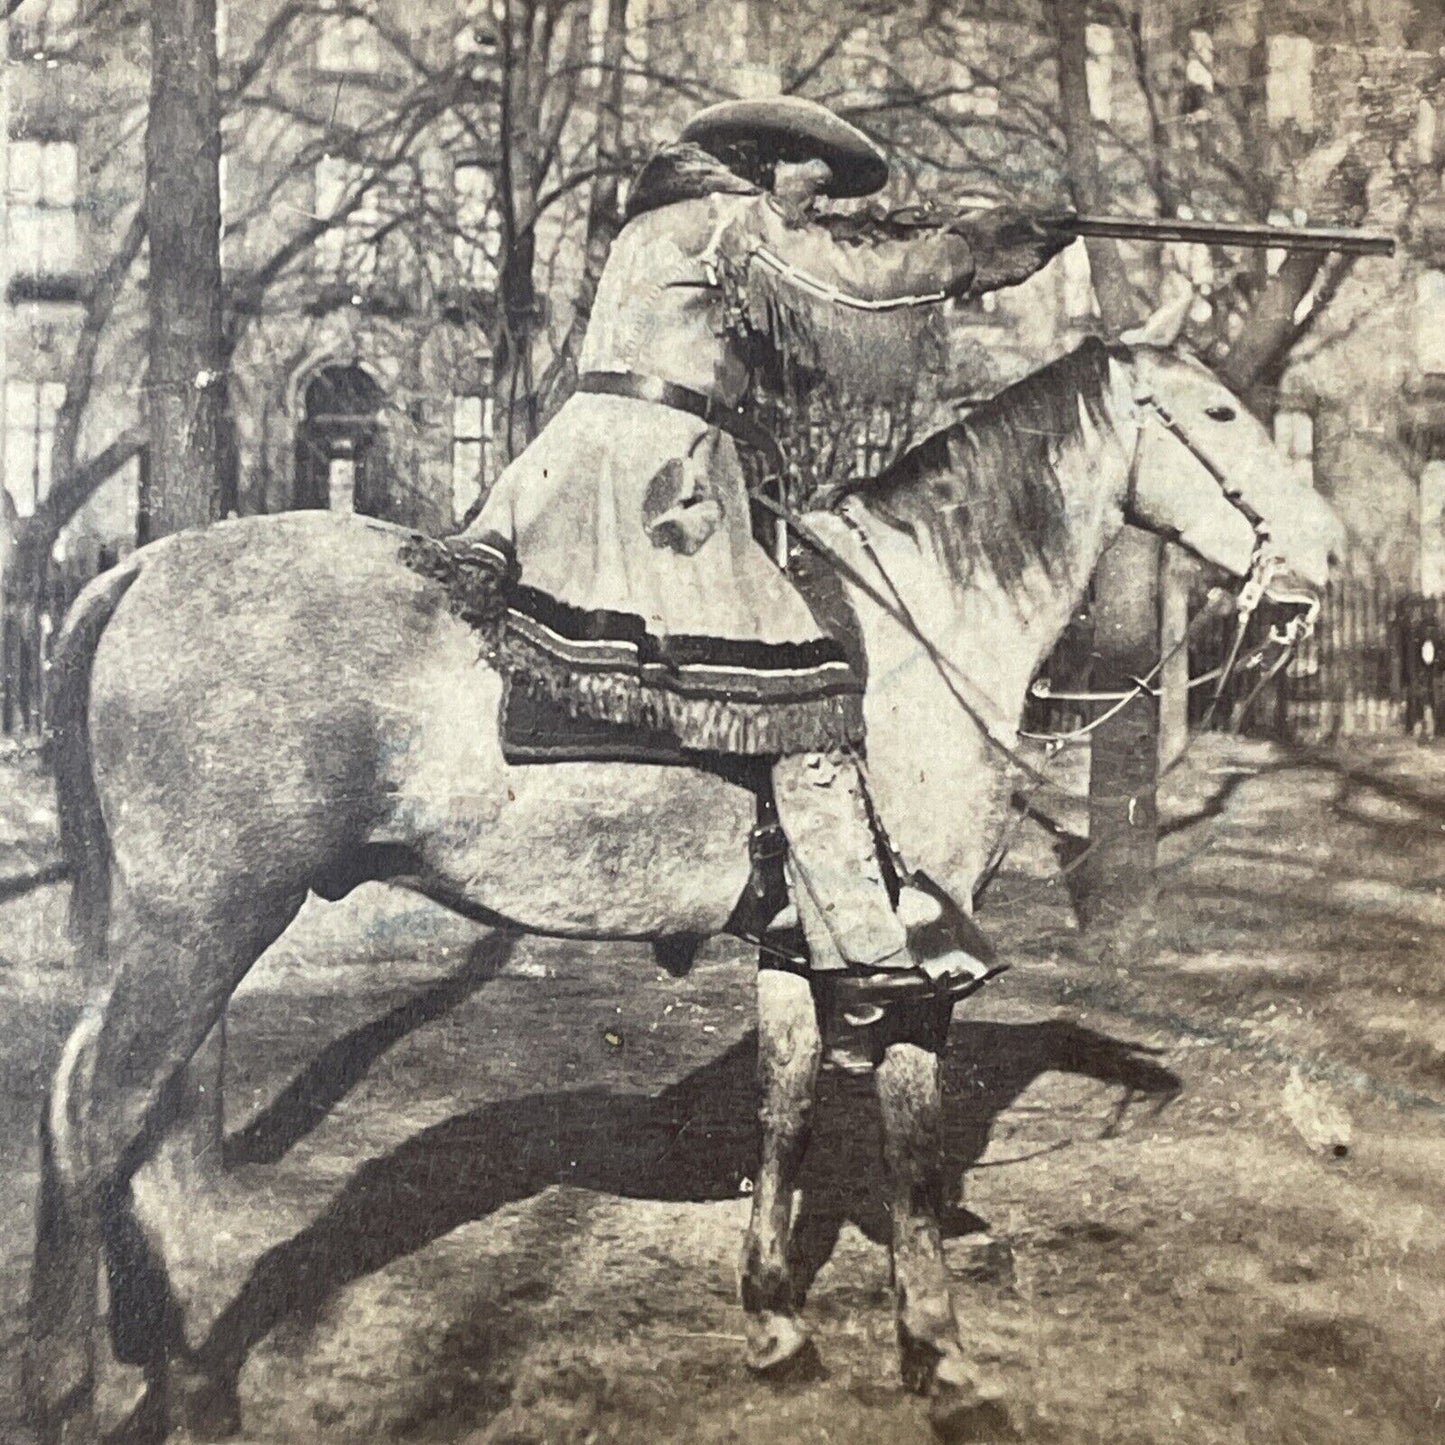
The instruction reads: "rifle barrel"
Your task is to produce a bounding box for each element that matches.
[1051,214,1395,257]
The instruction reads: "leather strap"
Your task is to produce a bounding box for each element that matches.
[576,370,783,468]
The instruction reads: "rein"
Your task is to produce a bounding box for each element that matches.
[751,380,1322,900]
[755,386,1317,779]
[1053,390,1321,749]
[748,484,1060,791]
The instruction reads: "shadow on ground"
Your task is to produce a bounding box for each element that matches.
[107,969,1179,1440]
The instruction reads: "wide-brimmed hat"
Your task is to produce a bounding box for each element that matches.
[678,96,888,198]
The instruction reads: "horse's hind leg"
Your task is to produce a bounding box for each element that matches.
[30,886,302,1443]
[740,964,821,1374]
[29,1006,106,1445]
[876,1005,1010,1441]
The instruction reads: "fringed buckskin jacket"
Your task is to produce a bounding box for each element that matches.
[463,146,983,755]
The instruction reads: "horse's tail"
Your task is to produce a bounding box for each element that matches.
[47,554,143,975]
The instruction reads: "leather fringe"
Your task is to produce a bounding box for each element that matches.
[720,251,950,400]
[399,532,515,653]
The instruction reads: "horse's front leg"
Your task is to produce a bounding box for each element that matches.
[740,963,822,1374]
[877,1004,1010,1441]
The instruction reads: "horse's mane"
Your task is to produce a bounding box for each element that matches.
[851,337,1120,588]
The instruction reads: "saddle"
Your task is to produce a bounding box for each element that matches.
[492,550,861,963]
[398,529,996,1000]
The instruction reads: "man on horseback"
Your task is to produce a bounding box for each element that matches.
[461,97,1067,1032]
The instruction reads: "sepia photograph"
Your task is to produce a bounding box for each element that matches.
[0,0,1441,1441]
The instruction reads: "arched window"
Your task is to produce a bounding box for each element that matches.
[294,365,387,516]
[1417,272,1445,378]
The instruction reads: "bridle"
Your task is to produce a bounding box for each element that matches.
[1124,391,1320,732]
[979,390,1325,901]
[1127,391,1268,533]
[747,373,1325,904]
[1019,391,1321,751]
[749,377,1321,775]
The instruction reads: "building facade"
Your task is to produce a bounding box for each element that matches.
[1,0,1444,591]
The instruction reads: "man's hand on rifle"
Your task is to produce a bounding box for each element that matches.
[949,208,1077,294]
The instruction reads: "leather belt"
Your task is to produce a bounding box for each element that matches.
[576,370,783,467]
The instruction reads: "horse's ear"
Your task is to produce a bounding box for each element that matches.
[1119,286,1193,348]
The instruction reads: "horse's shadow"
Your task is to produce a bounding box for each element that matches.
[111,960,1180,1439]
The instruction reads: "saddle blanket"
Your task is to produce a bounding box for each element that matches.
[399,529,868,764]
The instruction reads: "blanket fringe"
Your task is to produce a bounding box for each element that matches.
[401,532,865,756]
[499,627,864,755]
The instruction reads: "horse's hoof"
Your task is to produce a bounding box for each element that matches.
[745,1311,818,1378]
[928,1375,1015,1443]
[32,1386,95,1445]
[172,1363,242,1440]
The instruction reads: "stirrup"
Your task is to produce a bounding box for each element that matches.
[829,960,1010,1010]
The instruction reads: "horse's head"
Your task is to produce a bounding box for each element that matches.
[1117,345,1344,591]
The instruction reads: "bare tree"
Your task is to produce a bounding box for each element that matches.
[145,0,225,536]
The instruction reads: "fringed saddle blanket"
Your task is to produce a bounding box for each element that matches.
[400,531,866,759]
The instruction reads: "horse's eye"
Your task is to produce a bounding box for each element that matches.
[1205,404,1236,422]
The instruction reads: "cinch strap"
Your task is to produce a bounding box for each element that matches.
[576,370,784,468]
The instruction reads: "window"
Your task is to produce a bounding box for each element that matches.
[1183,28,1213,113]
[730,0,763,66]
[1419,101,1439,168]
[1085,23,1114,123]
[316,8,381,73]
[456,0,497,72]
[1273,409,1314,489]
[1060,240,1097,319]
[5,140,80,277]
[947,64,1000,118]
[3,381,66,518]
[1185,30,1214,94]
[1416,271,1445,377]
[588,0,614,66]
[314,155,383,279]
[630,0,649,66]
[946,23,998,117]
[7,0,78,59]
[868,12,896,91]
[452,393,494,523]
[454,162,501,289]
[1266,34,1313,129]
[1421,461,1445,596]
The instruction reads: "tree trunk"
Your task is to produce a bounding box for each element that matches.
[144,0,224,538]
[537,0,628,414]
[1219,251,1325,404]
[144,0,227,1168]
[1075,530,1164,947]
[492,0,588,461]
[1051,0,1159,946]
[1050,0,1135,324]
[1158,544,1191,770]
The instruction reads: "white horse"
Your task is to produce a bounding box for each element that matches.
[29,336,1341,1442]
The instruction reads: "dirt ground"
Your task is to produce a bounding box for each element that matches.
[2,734,1444,1445]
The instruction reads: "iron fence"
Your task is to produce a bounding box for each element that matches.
[1025,576,1432,743]
[1,550,114,738]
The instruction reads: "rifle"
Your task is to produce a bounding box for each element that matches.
[1044,213,1395,257]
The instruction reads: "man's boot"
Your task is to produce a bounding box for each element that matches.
[771,751,908,975]
[770,752,997,1071]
